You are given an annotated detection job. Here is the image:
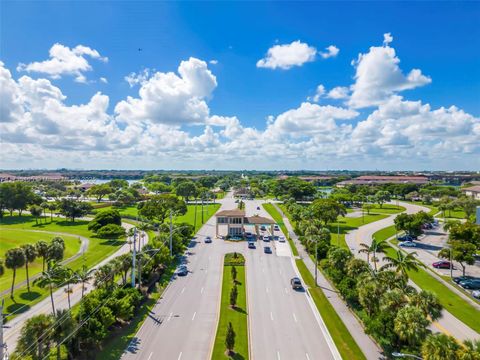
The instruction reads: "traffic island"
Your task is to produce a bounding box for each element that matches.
[212,252,249,360]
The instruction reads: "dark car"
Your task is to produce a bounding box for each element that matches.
[177,265,188,276]
[291,277,302,290]
[433,260,453,269]
[264,246,272,254]
[204,236,212,243]
[398,235,413,242]
[257,206,260,210]
[459,279,480,290]
[248,242,256,249]
[453,276,475,284]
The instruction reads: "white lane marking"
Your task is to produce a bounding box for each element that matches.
[181,287,185,294]
[293,313,298,323]
[167,312,173,321]
[270,312,274,321]
[285,287,288,294]
[177,352,183,360]
[266,287,269,293]
[279,269,282,275]
[208,256,211,260]
[206,269,208,274]
[306,353,310,360]
[147,352,153,360]
[277,351,281,360]
[262,268,265,273]
[201,287,204,294]
[192,311,196,321]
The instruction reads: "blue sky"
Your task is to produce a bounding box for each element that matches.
[1,1,479,170]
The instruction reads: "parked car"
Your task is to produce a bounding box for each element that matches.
[279,236,286,243]
[260,225,266,231]
[248,242,256,249]
[257,206,261,210]
[472,290,480,299]
[263,235,270,242]
[291,277,302,289]
[432,260,453,269]
[235,199,239,203]
[399,241,416,248]
[398,235,413,242]
[204,236,212,243]
[453,275,475,284]
[264,246,272,254]
[244,232,253,239]
[274,225,280,231]
[459,279,480,290]
[177,265,188,276]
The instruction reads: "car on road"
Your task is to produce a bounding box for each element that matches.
[274,225,280,231]
[248,242,256,249]
[399,241,416,248]
[257,206,260,210]
[177,265,188,276]
[279,236,286,243]
[459,279,480,290]
[291,277,302,290]
[453,275,475,284]
[264,246,272,254]
[432,260,453,269]
[235,199,239,203]
[204,236,212,243]
[260,225,266,231]
[263,235,270,242]
[472,290,480,299]
[244,232,253,239]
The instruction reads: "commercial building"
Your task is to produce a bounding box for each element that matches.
[215,209,275,238]
[461,186,480,200]
[336,175,429,187]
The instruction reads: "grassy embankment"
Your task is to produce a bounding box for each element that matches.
[374,226,480,334]
[212,253,248,360]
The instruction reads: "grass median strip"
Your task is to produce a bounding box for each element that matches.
[262,203,298,256]
[295,259,367,360]
[373,226,480,334]
[212,253,248,360]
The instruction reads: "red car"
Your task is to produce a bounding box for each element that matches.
[433,260,453,269]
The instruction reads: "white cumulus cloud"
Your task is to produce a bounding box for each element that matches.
[256,41,317,70]
[17,43,108,83]
[327,86,350,100]
[319,45,340,59]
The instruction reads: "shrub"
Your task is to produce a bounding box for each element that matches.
[88,209,122,232]
[97,224,126,238]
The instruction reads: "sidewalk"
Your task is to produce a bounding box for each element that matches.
[273,204,385,360]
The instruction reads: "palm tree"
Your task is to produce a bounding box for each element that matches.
[394,305,430,347]
[0,258,4,277]
[94,263,115,288]
[16,314,55,359]
[52,309,76,360]
[61,267,78,309]
[75,264,95,298]
[411,290,443,321]
[458,339,480,360]
[36,240,49,271]
[302,219,324,286]
[422,333,459,360]
[381,250,424,279]
[48,202,57,221]
[5,247,26,298]
[40,201,49,224]
[35,261,65,314]
[358,238,388,272]
[21,243,37,292]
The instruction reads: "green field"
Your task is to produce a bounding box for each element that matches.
[367,203,405,214]
[262,203,299,256]
[0,229,81,293]
[0,215,125,317]
[175,203,221,233]
[400,200,439,216]
[373,227,480,334]
[296,260,366,360]
[212,255,249,360]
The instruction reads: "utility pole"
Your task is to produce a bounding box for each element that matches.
[450,248,453,279]
[201,197,204,224]
[169,210,173,257]
[194,198,197,231]
[1,299,6,360]
[131,228,137,288]
[314,237,318,286]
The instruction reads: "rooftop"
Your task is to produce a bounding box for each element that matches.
[462,186,480,193]
[216,209,246,217]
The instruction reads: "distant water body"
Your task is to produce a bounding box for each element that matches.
[81,179,138,184]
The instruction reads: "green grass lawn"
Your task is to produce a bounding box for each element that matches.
[0,229,81,293]
[0,215,125,318]
[262,203,299,256]
[369,204,405,214]
[296,260,366,360]
[400,200,439,216]
[175,203,221,233]
[374,227,480,334]
[212,255,248,360]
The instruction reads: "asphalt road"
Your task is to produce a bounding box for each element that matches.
[345,201,480,341]
[3,222,145,355]
[122,194,340,360]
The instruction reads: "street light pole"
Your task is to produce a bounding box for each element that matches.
[169,210,173,257]
[315,237,318,286]
[131,227,137,288]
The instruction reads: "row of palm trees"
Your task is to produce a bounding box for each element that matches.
[2,237,65,298]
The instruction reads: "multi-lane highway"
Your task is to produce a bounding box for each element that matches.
[122,194,340,360]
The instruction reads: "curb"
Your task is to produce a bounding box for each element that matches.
[245,257,252,360]
[208,254,224,360]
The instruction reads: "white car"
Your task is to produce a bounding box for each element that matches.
[274,225,280,231]
[399,241,416,248]
[472,290,480,299]
[279,236,286,243]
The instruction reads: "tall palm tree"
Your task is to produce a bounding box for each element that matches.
[61,267,78,309]
[53,309,76,360]
[34,261,65,314]
[302,219,324,286]
[411,290,443,321]
[36,240,49,271]
[394,305,430,347]
[358,238,388,272]
[458,339,480,360]
[422,333,459,360]
[75,264,95,298]
[94,263,115,289]
[5,247,26,298]
[381,249,424,279]
[21,243,37,292]
[16,314,55,359]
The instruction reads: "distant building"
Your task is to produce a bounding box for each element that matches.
[476,206,480,225]
[0,172,66,182]
[77,183,96,192]
[461,186,480,200]
[215,209,275,238]
[336,175,428,187]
